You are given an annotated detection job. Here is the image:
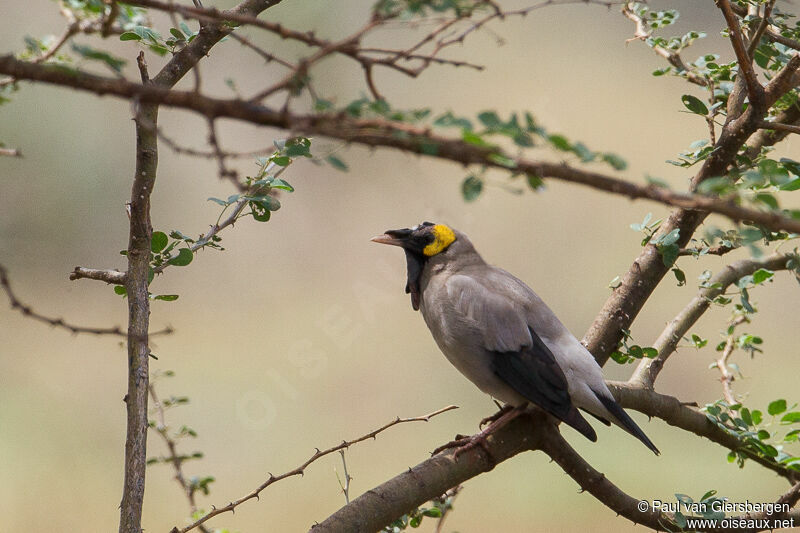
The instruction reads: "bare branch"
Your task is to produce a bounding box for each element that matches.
[630,253,791,389]
[0,146,22,157]
[716,0,765,110]
[175,405,458,533]
[757,120,800,136]
[1,264,129,337]
[70,266,127,284]
[715,315,748,404]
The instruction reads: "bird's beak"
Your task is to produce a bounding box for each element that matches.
[371,228,412,247]
[370,233,404,247]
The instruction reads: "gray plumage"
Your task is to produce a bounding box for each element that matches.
[374,224,659,454]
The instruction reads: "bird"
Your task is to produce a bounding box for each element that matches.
[371,222,659,455]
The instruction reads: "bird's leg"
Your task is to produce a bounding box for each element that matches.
[479,403,514,429]
[432,405,528,465]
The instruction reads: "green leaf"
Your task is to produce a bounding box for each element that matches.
[167,248,193,266]
[270,178,294,192]
[752,268,774,284]
[781,412,800,424]
[151,231,168,253]
[120,32,142,41]
[114,285,127,296]
[487,153,517,168]
[659,244,679,267]
[602,152,628,171]
[326,154,348,171]
[477,111,502,128]
[272,156,291,166]
[681,94,709,115]
[768,399,787,416]
[71,43,126,73]
[169,28,184,40]
[153,294,179,301]
[548,134,571,151]
[249,201,271,222]
[672,267,686,286]
[461,175,483,202]
[249,195,281,211]
[526,174,544,190]
[779,178,800,191]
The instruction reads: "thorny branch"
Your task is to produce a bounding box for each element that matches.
[173,404,458,533]
[0,264,172,338]
[148,382,212,533]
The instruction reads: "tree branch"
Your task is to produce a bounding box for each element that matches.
[2,56,800,236]
[70,266,127,284]
[716,0,765,111]
[609,382,800,484]
[1,263,141,337]
[175,405,458,533]
[630,253,791,389]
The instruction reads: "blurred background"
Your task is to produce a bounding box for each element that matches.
[1,1,799,531]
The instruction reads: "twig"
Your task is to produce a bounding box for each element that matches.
[149,382,212,533]
[69,266,127,284]
[0,146,21,157]
[757,120,800,136]
[716,0,765,110]
[622,3,707,87]
[715,315,748,404]
[746,1,775,59]
[173,404,458,533]
[434,485,462,533]
[630,253,790,389]
[337,450,352,504]
[678,243,737,257]
[0,264,161,337]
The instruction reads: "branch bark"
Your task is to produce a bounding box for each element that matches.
[630,253,791,389]
[2,56,800,236]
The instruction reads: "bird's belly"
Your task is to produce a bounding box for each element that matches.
[435,338,528,406]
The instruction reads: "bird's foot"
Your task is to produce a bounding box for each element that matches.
[479,404,514,429]
[432,432,495,466]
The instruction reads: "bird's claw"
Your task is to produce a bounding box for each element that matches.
[432,433,495,467]
[479,405,514,428]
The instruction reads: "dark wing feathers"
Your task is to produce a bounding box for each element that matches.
[492,329,597,442]
[447,274,597,442]
[596,392,660,455]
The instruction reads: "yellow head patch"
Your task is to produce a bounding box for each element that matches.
[423,224,456,256]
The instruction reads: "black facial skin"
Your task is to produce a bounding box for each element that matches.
[382,222,436,311]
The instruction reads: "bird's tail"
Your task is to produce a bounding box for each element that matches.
[595,392,660,455]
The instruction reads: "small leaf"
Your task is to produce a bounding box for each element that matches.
[270,178,294,192]
[461,175,483,202]
[781,412,800,424]
[768,399,787,416]
[154,294,179,301]
[120,32,142,41]
[114,285,127,296]
[167,248,193,266]
[151,231,168,253]
[752,268,774,284]
[681,94,709,115]
[326,154,348,171]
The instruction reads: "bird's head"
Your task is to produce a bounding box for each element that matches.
[370,222,456,257]
[371,222,457,310]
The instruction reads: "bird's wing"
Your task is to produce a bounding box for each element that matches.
[445,274,596,441]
